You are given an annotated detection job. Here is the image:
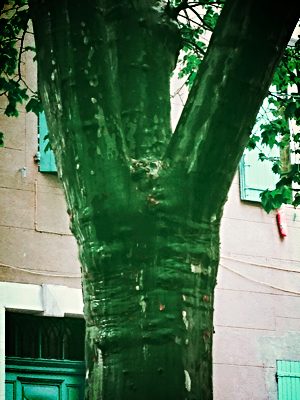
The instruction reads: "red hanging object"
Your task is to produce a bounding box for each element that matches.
[277,208,288,237]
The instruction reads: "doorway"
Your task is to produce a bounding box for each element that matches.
[5,312,85,400]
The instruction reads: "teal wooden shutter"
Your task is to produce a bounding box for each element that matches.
[239,95,280,202]
[39,111,57,172]
[239,143,280,202]
[277,360,300,399]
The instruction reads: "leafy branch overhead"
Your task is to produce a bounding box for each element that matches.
[0,0,42,121]
[167,0,223,87]
[0,0,222,136]
[245,35,300,211]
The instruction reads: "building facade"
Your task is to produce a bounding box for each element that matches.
[0,33,85,399]
[1,26,300,400]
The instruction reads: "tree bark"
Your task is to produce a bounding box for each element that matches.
[28,0,300,398]
[166,0,300,219]
[80,175,220,399]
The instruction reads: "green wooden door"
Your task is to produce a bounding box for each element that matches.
[5,357,85,400]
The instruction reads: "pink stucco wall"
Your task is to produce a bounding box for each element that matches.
[1,23,300,400]
[0,30,81,289]
[213,174,300,399]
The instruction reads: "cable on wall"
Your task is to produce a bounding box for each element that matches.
[34,179,73,236]
[221,254,300,274]
[0,262,81,278]
[1,254,299,287]
[219,263,300,296]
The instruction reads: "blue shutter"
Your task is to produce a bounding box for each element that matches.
[239,95,280,202]
[239,143,280,202]
[39,111,57,172]
[277,360,300,400]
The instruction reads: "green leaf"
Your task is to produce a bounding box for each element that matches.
[0,132,4,147]
[293,193,300,208]
[246,135,260,150]
[295,107,300,120]
[281,185,293,202]
[44,140,52,153]
[261,185,293,213]
[284,102,296,120]
[258,152,267,161]
[272,161,282,174]
[261,125,278,148]
[260,190,278,213]
[5,103,19,117]
[26,98,44,116]
[24,45,36,53]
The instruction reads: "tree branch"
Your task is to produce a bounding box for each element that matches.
[268,91,287,102]
[164,0,300,219]
[178,12,204,29]
[166,0,223,22]
[183,9,191,27]
[17,22,28,83]
[185,5,214,32]
[166,0,188,19]
[182,39,206,56]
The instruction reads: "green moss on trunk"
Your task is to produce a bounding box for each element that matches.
[80,187,219,399]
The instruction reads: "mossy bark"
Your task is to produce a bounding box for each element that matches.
[81,166,220,399]
[29,0,300,398]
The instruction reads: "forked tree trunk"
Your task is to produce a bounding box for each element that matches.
[29,0,300,398]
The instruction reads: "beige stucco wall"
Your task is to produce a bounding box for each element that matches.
[213,175,300,400]
[0,32,81,289]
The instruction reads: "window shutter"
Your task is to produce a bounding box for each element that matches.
[39,111,57,172]
[239,143,280,202]
[277,360,300,400]
[239,94,280,202]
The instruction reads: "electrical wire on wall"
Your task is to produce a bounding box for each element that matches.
[220,254,300,296]
[221,254,300,273]
[1,254,300,289]
[34,179,73,236]
[0,262,81,278]
[0,181,78,278]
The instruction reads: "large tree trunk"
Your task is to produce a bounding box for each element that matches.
[29,0,300,398]
[80,168,220,399]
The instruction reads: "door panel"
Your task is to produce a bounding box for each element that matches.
[6,358,85,400]
[5,381,15,400]
[66,385,81,400]
[22,384,60,400]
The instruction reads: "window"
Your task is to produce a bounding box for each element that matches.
[277,360,300,399]
[239,95,280,202]
[239,141,280,202]
[39,111,57,172]
[5,312,85,361]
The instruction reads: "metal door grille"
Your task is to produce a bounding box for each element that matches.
[5,312,85,361]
